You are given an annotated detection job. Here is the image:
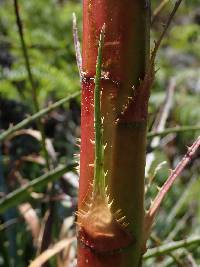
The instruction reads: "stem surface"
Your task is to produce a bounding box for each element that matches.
[78,1,150,266]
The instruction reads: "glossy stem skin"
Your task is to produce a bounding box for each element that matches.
[78,1,150,267]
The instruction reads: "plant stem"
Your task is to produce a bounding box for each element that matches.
[150,233,184,266]
[147,125,200,138]
[151,0,170,24]
[149,136,200,218]
[78,1,150,267]
[150,0,183,67]
[13,0,50,170]
[144,136,200,243]
[143,236,200,259]
[78,1,184,266]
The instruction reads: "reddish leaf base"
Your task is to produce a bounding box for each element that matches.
[77,195,134,254]
[78,245,122,267]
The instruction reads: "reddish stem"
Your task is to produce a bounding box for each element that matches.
[78,1,150,267]
[144,136,200,245]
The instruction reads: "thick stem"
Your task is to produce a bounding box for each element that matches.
[78,1,150,267]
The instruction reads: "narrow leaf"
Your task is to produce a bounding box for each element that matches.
[143,236,200,259]
[0,163,77,214]
[93,25,106,196]
[28,237,75,267]
[0,91,80,142]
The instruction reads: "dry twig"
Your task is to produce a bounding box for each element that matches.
[29,237,75,267]
[72,13,82,81]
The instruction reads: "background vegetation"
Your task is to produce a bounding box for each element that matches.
[0,0,200,266]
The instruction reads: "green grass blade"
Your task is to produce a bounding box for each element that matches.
[143,236,200,259]
[0,91,80,142]
[0,162,77,214]
[147,125,200,138]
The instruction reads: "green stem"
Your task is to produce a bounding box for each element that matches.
[13,0,50,170]
[147,125,200,138]
[0,92,80,142]
[143,236,200,259]
[150,234,184,265]
[93,26,105,196]
[13,0,37,107]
